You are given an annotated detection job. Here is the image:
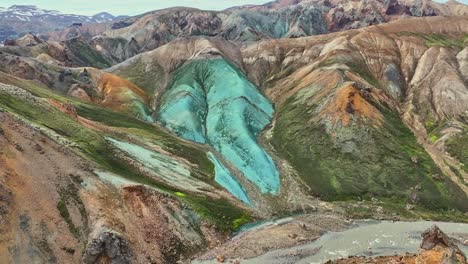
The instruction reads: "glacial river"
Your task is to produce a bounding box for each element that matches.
[196,220,468,264]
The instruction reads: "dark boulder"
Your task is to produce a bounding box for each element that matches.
[83,229,133,264]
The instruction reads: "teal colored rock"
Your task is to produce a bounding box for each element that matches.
[222,7,327,40]
[158,59,280,196]
[106,137,191,178]
[208,152,251,205]
[158,83,207,143]
[106,137,216,193]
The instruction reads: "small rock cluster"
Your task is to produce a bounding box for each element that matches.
[83,229,133,264]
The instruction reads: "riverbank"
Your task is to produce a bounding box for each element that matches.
[192,215,468,263]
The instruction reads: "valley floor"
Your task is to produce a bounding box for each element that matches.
[193,215,468,264]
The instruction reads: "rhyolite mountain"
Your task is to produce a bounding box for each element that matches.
[0,5,125,43]
[0,0,467,263]
[29,0,468,68]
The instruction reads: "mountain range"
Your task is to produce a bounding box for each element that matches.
[37,0,468,63]
[0,0,467,263]
[0,5,125,43]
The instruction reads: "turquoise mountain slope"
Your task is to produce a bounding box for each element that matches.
[158,59,280,199]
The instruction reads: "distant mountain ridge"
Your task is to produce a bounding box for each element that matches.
[36,0,468,65]
[0,5,126,43]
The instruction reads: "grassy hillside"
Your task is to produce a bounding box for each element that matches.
[270,68,467,212]
[0,75,251,231]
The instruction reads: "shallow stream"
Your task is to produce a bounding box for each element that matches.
[196,220,468,264]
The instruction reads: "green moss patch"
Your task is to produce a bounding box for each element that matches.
[66,38,112,68]
[181,196,253,231]
[56,176,87,239]
[337,197,468,223]
[271,88,467,212]
[111,57,165,96]
[446,132,468,171]
[398,32,468,49]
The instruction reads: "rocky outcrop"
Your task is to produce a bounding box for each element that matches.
[419,225,467,264]
[4,33,43,47]
[421,225,453,250]
[83,230,133,264]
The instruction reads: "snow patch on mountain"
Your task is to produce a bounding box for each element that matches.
[0,5,118,23]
